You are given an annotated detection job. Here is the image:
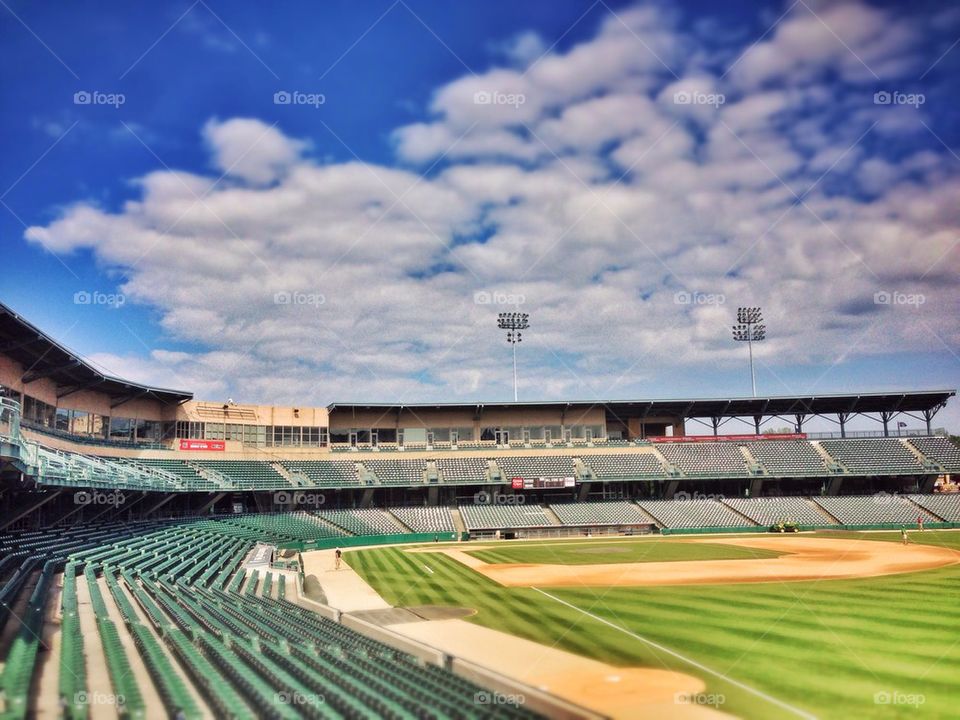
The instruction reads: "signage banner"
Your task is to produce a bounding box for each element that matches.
[179,439,226,451]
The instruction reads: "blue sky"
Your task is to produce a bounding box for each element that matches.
[2,0,959,432]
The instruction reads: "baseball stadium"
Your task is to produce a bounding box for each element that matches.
[0,302,958,719]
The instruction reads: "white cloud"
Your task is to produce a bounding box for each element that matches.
[203,118,307,185]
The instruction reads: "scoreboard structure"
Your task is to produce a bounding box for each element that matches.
[511,476,576,490]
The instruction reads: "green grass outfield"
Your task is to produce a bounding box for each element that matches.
[467,537,783,565]
[347,531,960,719]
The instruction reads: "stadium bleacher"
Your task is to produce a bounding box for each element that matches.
[364,458,426,484]
[0,518,536,720]
[653,442,750,476]
[812,495,935,525]
[435,457,490,484]
[495,455,576,479]
[637,499,754,528]
[282,459,361,486]
[819,439,923,475]
[908,436,960,472]
[459,503,553,530]
[389,506,456,532]
[722,497,834,526]
[908,493,960,522]
[580,453,666,479]
[745,441,828,476]
[550,501,651,525]
[315,508,405,535]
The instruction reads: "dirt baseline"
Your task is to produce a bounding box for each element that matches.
[419,536,960,587]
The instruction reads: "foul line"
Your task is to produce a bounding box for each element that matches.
[422,564,434,575]
[532,588,817,720]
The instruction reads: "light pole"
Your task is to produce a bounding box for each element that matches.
[498,312,529,402]
[732,307,766,397]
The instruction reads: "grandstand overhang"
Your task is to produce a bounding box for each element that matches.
[0,302,192,405]
[328,390,956,438]
[327,391,955,419]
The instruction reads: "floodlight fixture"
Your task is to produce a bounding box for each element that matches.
[498,312,530,401]
[732,306,766,397]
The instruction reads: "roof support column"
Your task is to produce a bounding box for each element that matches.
[753,414,762,435]
[794,414,805,433]
[711,416,720,437]
[838,412,850,439]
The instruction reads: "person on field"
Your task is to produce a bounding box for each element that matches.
[334,547,342,569]
[918,515,924,532]
[900,526,909,545]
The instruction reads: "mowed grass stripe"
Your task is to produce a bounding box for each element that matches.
[349,534,960,719]
[468,540,783,566]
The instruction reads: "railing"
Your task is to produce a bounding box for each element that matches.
[807,430,938,440]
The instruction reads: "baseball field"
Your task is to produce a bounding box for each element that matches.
[346,531,960,719]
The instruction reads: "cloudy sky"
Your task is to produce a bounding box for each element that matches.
[2,0,959,432]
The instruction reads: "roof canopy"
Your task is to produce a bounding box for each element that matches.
[0,302,192,406]
[328,390,956,420]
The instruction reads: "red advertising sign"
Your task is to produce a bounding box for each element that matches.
[649,433,806,443]
[179,439,225,451]
[511,477,524,489]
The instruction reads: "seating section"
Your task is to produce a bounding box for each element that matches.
[745,441,827,476]
[389,506,456,532]
[495,455,576,479]
[551,501,650,525]
[908,493,960,522]
[722,497,833,526]
[459,503,553,530]
[654,443,749,476]
[316,508,404,535]
[819,439,922,475]
[813,495,935,525]
[194,460,289,489]
[212,512,346,542]
[581,453,666,478]
[435,457,489,483]
[135,458,219,489]
[364,459,426,484]
[637,499,754,528]
[908,437,960,471]
[282,460,360,486]
[0,518,534,720]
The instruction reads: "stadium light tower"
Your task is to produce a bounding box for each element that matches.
[498,312,529,402]
[732,307,766,397]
